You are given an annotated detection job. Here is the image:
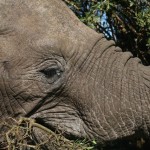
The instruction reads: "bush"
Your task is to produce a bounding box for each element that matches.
[64,0,150,65]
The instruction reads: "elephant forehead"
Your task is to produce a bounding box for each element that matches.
[1,0,87,41]
[0,0,99,45]
[0,0,100,61]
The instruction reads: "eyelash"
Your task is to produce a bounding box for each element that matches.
[39,65,63,84]
[40,67,62,78]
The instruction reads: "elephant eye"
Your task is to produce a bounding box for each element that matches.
[40,67,63,83]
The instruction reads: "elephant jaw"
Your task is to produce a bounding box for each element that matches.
[29,104,91,140]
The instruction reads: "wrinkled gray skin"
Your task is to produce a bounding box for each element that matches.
[0,0,150,147]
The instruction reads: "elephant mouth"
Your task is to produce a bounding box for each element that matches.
[23,104,147,149]
[33,117,59,135]
[30,118,149,150]
[2,117,148,149]
[31,116,87,140]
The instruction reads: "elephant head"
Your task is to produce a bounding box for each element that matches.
[0,0,150,147]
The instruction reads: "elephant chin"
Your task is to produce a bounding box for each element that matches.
[25,117,144,149]
[25,97,90,141]
[33,117,87,139]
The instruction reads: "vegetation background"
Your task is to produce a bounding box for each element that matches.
[64,0,150,65]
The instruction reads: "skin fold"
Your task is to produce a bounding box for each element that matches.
[0,0,150,148]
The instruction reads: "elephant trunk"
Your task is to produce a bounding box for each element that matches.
[69,37,150,143]
[138,64,150,134]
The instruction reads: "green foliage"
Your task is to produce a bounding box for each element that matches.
[64,0,150,65]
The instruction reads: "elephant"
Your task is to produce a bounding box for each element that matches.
[0,0,150,149]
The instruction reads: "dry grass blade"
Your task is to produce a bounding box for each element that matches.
[0,117,94,150]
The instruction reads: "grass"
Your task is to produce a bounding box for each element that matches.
[0,117,96,150]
